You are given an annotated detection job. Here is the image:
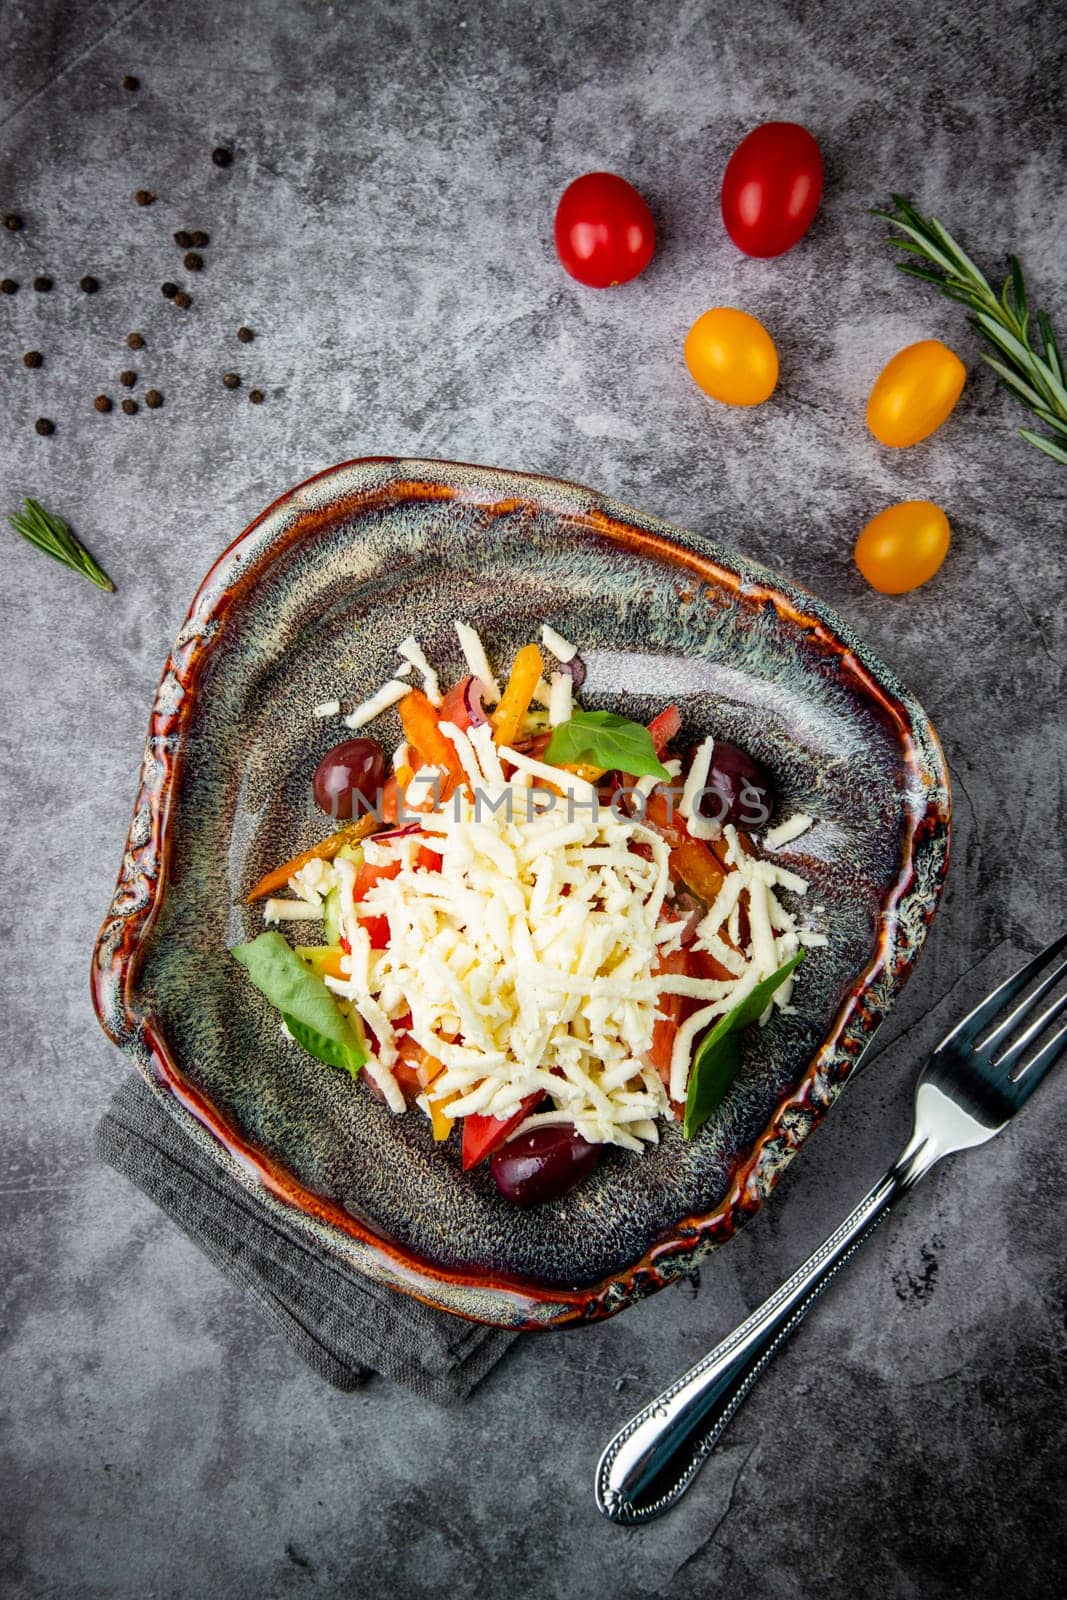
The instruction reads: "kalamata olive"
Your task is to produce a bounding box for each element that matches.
[490,1124,603,1206]
[685,740,777,830]
[312,738,386,820]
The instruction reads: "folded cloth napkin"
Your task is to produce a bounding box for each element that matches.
[94,1076,518,1404]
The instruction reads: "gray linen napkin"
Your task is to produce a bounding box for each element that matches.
[94,1076,518,1404]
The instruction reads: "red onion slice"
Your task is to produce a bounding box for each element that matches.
[463,676,487,727]
[557,654,587,691]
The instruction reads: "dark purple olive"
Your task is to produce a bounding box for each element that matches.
[685,740,777,830]
[312,738,386,820]
[490,1124,603,1206]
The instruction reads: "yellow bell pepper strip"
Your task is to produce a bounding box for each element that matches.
[399,688,466,795]
[245,812,379,903]
[294,946,349,982]
[492,644,544,747]
[428,1089,458,1142]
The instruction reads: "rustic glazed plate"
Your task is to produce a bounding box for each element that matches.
[92,457,950,1330]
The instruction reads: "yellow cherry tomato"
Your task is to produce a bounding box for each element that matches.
[854,500,951,594]
[866,339,966,447]
[684,308,778,407]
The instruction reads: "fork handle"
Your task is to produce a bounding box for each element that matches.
[595,1125,940,1525]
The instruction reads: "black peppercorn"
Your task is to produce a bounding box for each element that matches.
[174,290,191,309]
[23,351,43,368]
[79,274,99,293]
[211,146,233,167]
[1,278,18,294]
[123,74,140,91]
[249,389,264,404]
[4,213,23,231]
[35,417,55,435]
[121,398,138,415]
[119,370,136,387]
[190,230,210,248]
[237,326,254,343]
[34,276,53,293]
[222,372,240,389]
[183,251,203,272]
[145,389,163,408]
[134,189,156,206]
[125,331,144,349]
[94,395,112,413]
[173,229,192,248]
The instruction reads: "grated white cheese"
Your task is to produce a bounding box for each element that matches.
[678,735,719,842]
[394,661,414,678]
[397,635,441,706]
[344,679,412,730]
[312,699,341,719]
[264,898,325,924]
[541,623,577,663]
[765,812,814,850]
[548,671,573,727]
[453,621,502,703]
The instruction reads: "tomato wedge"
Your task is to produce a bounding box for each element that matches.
[650,949,689,1094]
[462,1094,542,1170]
[647,704,681,756]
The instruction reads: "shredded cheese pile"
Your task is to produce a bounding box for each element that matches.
[291,715,823,1149]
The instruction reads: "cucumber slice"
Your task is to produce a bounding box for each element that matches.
[323,841,363,946]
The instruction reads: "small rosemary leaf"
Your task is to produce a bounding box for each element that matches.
[1028,408,1067,440]
[1036,310,1065,383]
[929,216,993,295]
[981,353,1050,412]
[1009,256,1028,322]
[1019,428,1067,465]
[895,262,966,295]
[972,311,1043,375]
[886,222,958,273]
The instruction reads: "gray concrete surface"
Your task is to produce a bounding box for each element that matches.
[2,1,1065,1596]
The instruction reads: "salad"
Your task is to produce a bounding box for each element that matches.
[232,623,825,1206]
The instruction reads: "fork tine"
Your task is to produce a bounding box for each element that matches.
[995,985,1067,1073]
[1011,1019,1067,1099]
[941,933,1067,1052]
[983,955,1067,1053]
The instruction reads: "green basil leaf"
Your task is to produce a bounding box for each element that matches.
[683,951,805,1139]
[231,930,366,1073]
[544,710,670,781]
[282,1014,365,1080]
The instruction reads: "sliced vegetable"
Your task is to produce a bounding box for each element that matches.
[439,674,485,730]
[245,813,379,903]
[647,704,681,756]
[684,952,804,1137]
[461,1094,542,1170]
[650,949,690,1095]
[231,930,367,1077]
[546,709,670,781]
[491,644,544,747]
[399,687,466,792]
[295,945,349,982]
[668,836,726,905]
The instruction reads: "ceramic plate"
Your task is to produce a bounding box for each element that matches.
[92,457,950,1329]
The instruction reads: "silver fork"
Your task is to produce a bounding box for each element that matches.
[596,934,1067,1525]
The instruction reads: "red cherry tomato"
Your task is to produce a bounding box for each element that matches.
[553,172,656,288]
[720,122,824,258]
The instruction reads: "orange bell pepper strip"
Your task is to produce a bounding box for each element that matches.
[668,836,726,905]
[491,644,544,748]
[245,811,379,903]
[399,688,466,794]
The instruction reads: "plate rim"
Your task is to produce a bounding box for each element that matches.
[91,455,951,1329]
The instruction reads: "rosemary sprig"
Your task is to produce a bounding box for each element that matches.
[873,195,1067,466]
[6,498,115,591]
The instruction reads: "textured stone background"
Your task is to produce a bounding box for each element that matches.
[2,1,1065,1596]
